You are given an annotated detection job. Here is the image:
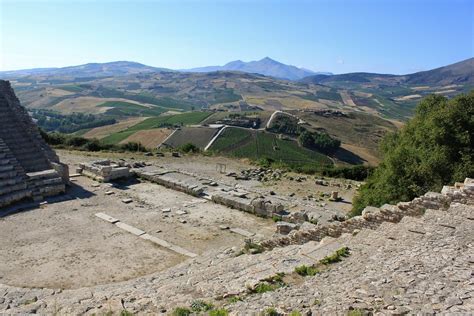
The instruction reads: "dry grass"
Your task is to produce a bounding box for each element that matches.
[53,97,155,114]
[340,91,356,106]
[83,117,148,139]
[119,128,173,148]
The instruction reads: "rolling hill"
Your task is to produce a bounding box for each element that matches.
[2,58,472,123]
[300,57,474,87]
[0,61,171,78]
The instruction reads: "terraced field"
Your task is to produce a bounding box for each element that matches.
[162,127,218,149]
[210,127,333,167]
[101,111,212,144]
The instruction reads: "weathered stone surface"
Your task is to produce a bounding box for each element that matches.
[0,80,68,208]
[1,176,472,315]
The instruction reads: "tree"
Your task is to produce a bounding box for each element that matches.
[351,91,474,216]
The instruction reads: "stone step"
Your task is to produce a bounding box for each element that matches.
[0,164,14,172]
[0,169,18,180]
[0,175,26,188]
[0,188,31,208]
[0,181,28,195]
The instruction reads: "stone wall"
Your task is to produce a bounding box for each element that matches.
[259,178,474,250]
[133,166,285,216]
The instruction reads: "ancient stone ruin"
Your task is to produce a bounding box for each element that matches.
[0,80,69,208]
[78,159,130,182]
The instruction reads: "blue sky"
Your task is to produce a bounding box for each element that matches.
[0,0,472,74]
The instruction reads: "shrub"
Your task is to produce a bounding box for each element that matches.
[180,143,200,153]
[294,265,319,276]
[319,247,350,265]
[190,300,214,312]
[298,130,341,154]
[264,307,279,316]
[227,296,242,303]
[209,309,229,316]
[321,165,373,181]
[251,273,286,294]
[170,307,191,316]
[352,92,474,216]
[120,142,147,152]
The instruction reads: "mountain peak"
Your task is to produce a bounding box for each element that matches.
[261,57,276,62]
[186,57,317,80]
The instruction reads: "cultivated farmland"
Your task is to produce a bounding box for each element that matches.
[210,127,333,167]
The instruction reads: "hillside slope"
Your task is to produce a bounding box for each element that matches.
[301,57,474,86]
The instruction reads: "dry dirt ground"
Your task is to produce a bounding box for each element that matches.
[0,150,357,291]
[119,128,173,147]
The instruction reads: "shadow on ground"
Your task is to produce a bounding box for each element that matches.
[333,147,367,165]
[0,182,95,218]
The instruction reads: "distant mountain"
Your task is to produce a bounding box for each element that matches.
[184,57,331,80]
[300,57,474,86]
[0,61,171,78]
[405,58,474,85]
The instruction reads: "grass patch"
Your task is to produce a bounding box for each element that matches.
[319,247,350,265]
[347,309,364,316]
[294,265,320,276]
[98,101,165,117]
[209,309,229,316]
[190,300,214,312]
[170,307,191,316]
[227,296,243,304]
[243,241,264,254]
[250,273,286,294]
[57,84,85,92]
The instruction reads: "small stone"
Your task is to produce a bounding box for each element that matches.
[219,225,230,230]
[179,219,187,224]
[105,191,115,195]
[162,208,171,213]
[122,198,133,204]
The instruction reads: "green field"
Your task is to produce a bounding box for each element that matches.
[97,101,166,116]
[58,84,85,93]
[101,111,213,144]
[210,127,332,167]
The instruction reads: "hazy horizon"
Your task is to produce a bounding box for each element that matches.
[1,0,473,74]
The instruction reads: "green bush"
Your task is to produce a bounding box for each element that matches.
[209,309,229,316]
[264,307,279,316]
[40,130,153,153]
[321,165,373,181]
[170,307,191,316]
[319,247,350,265]
[298,130,341,154]
[352,92,474,216]
[180,143,200,153]
[294,265,319,276]
[190,300,214,312]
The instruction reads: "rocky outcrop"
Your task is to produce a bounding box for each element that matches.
[0,80,68,208]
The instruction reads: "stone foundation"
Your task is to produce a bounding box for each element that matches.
[78,160,131,182]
